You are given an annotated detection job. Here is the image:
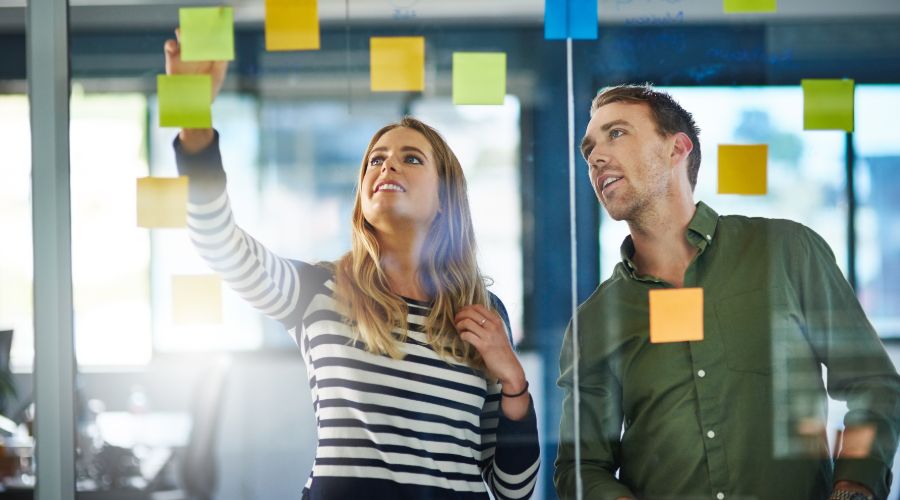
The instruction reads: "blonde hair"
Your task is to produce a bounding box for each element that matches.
[334,117,490,367]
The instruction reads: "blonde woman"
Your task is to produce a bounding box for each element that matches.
[164,35,540,500]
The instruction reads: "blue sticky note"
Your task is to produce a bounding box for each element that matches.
[545,0,598,40]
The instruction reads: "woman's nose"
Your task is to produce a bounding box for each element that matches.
[381,158,398,172]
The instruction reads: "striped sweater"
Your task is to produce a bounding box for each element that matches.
[174,133,541,500]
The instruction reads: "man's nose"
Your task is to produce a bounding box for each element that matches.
[588,147,609,169]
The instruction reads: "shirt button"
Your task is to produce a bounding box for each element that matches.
[697,369,706,378]
[706,234,712,241]
[716,493,725,500]
[707,430,716,439]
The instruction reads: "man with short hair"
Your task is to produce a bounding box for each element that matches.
[554,83,900,500]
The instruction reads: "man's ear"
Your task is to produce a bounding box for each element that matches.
[670,132,694,166]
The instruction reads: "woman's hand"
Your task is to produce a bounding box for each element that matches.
[455,304,530,420]
[163,28,229,152]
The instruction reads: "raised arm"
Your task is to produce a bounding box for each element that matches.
[165,31,308,330]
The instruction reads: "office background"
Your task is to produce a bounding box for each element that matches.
[1,0,900,498]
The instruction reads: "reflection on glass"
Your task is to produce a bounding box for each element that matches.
[856,86,900,338]
[600,86,847,281]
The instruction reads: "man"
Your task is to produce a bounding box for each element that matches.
[554,84,900,500]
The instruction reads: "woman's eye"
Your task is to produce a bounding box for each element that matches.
[368,156,384,167]
[405,155,423,165]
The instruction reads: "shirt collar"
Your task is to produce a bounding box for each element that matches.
[619,201,720,274]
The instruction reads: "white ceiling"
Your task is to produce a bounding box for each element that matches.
[0,0,898,26]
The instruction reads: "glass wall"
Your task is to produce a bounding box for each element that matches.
[2,1,900,499]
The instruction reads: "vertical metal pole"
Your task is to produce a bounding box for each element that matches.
[565,37,583,500]
[845,131,857,291]
[27,0,76,497]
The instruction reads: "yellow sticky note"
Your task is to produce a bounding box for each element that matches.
[723,0,777,13]
[136,176,188,228]
[802,79,855,132]
[179,7,235,61]
[649,288,704,344]
[718,144,768,195]
[157,75,212,129]
[370,37,425,92]
[265,0,320,51]
[172,275,223,325]
[452,52,506,105]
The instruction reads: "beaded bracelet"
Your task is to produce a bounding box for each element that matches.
[501,381,529,398]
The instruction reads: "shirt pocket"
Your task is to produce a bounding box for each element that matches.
[715,287,792,375]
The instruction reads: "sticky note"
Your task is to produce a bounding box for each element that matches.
[649,288,704,344]
[717,144,768,195]
[545,0,598,40]
[802,79,855,132]
[452,53,506,105]
[179,7,235,61]
[157,75,212,128]
[265,0,320,51]
[172,275,223,325]
[370,37,425,92]
[136,176,188,228]
[723,0,777,13]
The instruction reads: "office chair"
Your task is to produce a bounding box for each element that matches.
[150,356,232,500]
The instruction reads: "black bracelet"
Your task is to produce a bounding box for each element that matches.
[501,381,529,398]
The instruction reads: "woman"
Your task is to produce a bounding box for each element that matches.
[164,34,540,500]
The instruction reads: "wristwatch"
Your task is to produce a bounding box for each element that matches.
[829,490,874,500]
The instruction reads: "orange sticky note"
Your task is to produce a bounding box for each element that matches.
[718,144,768,195]
[136,177,188,228]
[172,275,223,325]
[649,288,704,343]
[370,37,425,92]
[265,0,320,51]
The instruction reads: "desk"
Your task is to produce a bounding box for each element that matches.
[0,487,151,499]
[95,412,190,449]
[0,412,191,500]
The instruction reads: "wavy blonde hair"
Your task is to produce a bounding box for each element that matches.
[334,117,490,367]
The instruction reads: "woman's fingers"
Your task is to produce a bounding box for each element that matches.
[164,39,178,56]
[459,331,482,349]
[455,317,485,338]
[455,306,493,330]
[471,304,502,329]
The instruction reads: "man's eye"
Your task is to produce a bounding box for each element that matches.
[610,129,624,139]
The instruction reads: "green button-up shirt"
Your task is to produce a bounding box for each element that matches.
[555,202,900,500]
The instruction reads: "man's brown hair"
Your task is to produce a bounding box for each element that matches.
[591,83,702,190]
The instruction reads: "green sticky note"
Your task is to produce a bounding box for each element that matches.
[723,0,777,13]
[452,52,506,105]
[179,6,235,61]
[718,144,768,195]
[158,74,212,128]
[802,79,855,132]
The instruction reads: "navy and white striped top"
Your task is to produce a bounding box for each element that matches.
[175,133,541,500]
